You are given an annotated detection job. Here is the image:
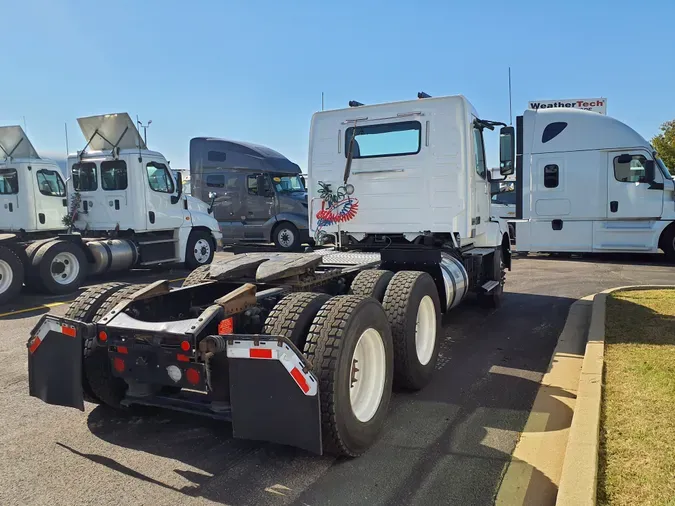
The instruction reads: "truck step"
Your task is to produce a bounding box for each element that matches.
[137,239,178,245]
[481,280,500,292]
[139,258,179,266]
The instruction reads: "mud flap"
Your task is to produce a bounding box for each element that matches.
[227,337,322,454]
[27,316,89,411]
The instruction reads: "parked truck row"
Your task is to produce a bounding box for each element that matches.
[0,114,222,304]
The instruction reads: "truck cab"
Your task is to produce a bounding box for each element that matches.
[307,94,511,251]
[190,137,309,250]
[513,109,675,258]
[67,113,222,266]
[0,126,68,234]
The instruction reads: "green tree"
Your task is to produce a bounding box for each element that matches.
[651,120,675,174]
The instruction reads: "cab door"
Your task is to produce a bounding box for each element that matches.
[607,151,663,219]
[34,167,67,230]
[0,167,22,230]
[243,173,275,240]
[205,170,245,241]
[472,123,489,237]
[144,159,185,230]
[99,159,131,228]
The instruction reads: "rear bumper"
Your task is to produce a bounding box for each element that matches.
[27,315,323,454]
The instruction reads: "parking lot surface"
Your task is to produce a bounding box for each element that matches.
[1,253,674,506]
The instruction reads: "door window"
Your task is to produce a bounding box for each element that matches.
[72,162,98,191]
[101,160,128,190]
[544,164,559,188]
[36,169,66,196]
[0,169,18,194]
[473,128,487,179]
[146,162,175,193]
[613,155,648,183]
[247,174,272,196]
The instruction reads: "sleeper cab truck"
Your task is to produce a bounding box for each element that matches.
[27,95,513,457]
[510,109,675,259]
[0,116,222,305]
[190,137,310,251]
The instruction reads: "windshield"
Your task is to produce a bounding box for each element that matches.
[655,155,673,180]
[270,174,305,193]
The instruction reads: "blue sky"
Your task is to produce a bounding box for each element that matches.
[1,0,673,170]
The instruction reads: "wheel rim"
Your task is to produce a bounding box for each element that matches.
[51,252,80,285]
[278,228,295,248]
[194,238,211,264]
[349,328,386,423]
[415,295,436,365]
[0,259,14,294]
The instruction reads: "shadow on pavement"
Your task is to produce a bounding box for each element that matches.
[80,291,575,505]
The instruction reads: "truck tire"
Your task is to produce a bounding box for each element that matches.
[0,245,24,305]
[349,270,394,302]
[23,238,58,291]
[185,230,215,270]
[273,222,301,251]
[83,283,148,409]
[304,295,394,457]
[662,226,675,262]
[31,240,87,295]
[182,264,211,287]
[382,271,441,391]
[264,292,331,350]
[64,282,130,403]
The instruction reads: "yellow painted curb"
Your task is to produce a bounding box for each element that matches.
[556,284,675,506]
[495,295,593,506]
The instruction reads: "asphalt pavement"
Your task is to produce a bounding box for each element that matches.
[1,253,674,506]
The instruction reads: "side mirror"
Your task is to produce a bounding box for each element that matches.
[208,191,217,214]
[499,126,515,176]
[645,160,656,183]
[170,171,183,205]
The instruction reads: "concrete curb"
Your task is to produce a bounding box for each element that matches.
[556,284,675,506]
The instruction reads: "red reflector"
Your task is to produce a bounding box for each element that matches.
[249,348,273,359]
[290,367,310,394]
[180,340,190,351]
[218,317,234,335]
[98,331,108,342]
[28,336,42,354]
[117,346,129,354]
[186,368,200,385]
[61,325,76,338]
[176,354,190,362]
[113,357,125,373]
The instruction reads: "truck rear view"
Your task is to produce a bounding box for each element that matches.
[27,95,515,457]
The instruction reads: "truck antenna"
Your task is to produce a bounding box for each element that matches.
[321,92,325,111]
[508,67,513,126]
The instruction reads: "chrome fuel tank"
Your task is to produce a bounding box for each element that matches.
[440,252,469,311]
[87,239,138,275]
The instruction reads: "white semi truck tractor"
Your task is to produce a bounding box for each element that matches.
[27,95,513,457]
[0,115,222,304]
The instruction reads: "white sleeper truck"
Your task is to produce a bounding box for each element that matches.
[27,95,512,457]
[511,109,675,259]
[0,115,222,304]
